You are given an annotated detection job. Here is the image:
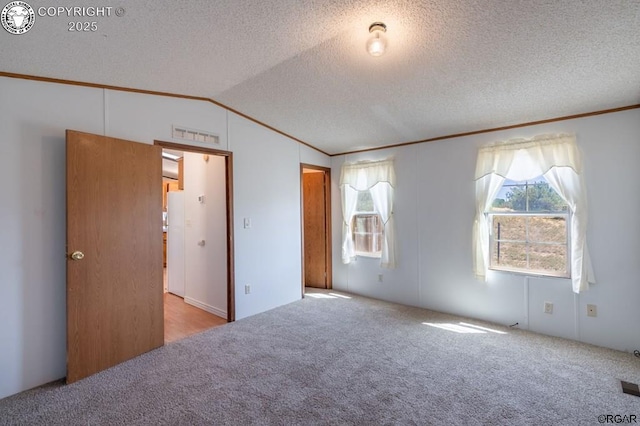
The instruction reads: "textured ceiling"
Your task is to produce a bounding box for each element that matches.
[1,0,639,155]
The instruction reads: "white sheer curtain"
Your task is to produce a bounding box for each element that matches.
[473,134,594,293]
[543,167,594,292]
[340,159,397,268]
[369,182,396,268]
[472,173,505,280]
[340,185,358,263]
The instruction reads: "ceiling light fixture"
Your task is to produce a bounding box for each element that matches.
[366,22,387,57]
[162,152,181,162]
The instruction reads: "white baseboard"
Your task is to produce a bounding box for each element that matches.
[184,297,227,320]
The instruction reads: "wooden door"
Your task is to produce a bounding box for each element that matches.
[303,171,327,288]
[66,130,164,384]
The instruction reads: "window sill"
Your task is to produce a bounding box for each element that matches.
[488,268,571,280]
[355,252,382,259]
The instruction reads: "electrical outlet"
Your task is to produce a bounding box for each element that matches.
[587,304,597,317]
[544,301,553,314]
[378,274,383,282]
[244,284,251,295]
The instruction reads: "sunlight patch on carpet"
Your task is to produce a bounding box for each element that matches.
[306,293,338,299]
[329,293,351,299]
[306,292,352,299]
[459,322,508,334]
[423,322,508,335]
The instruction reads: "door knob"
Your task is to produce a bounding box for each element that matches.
[70,251,85,261]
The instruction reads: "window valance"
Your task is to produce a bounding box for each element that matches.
[475,133,583,182]
[340,159,396,190]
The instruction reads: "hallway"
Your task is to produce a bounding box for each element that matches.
[164,293,226,343]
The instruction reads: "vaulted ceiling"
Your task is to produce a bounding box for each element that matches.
[2,1,639,155]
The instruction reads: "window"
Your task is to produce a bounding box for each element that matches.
[339,159,396,268]
[352,190,383,257]
[473,134,594,293]
[488,177,570,277]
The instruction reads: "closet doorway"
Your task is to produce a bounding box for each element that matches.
[301,164,332,295]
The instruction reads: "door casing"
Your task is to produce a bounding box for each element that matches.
[155,140,235,322]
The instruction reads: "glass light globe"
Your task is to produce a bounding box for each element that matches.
[366,23,387,57]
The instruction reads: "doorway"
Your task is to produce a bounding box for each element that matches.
[65,131,235,383]
[156,141,235,332]
[301,164,332,296]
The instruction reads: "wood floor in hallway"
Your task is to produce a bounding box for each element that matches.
[164,293,227,343]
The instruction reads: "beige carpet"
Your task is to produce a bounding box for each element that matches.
[1,288,639,425]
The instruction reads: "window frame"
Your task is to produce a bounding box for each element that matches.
[487,176,572,279]
[487,211,571,278]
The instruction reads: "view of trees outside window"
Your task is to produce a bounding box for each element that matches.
[489,177,570,276]
[352,190,382,256]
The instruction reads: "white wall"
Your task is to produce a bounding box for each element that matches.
[0,76,329,399]
[184,153,227,317]
[105,90,229,151]
[0,78,103,401]
[229,113,304,319]
[332,108,640,353]
[300,143,331,168]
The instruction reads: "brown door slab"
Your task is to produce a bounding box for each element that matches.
[66,130,163,383]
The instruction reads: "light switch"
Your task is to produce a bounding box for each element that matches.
[244,218,251,229]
